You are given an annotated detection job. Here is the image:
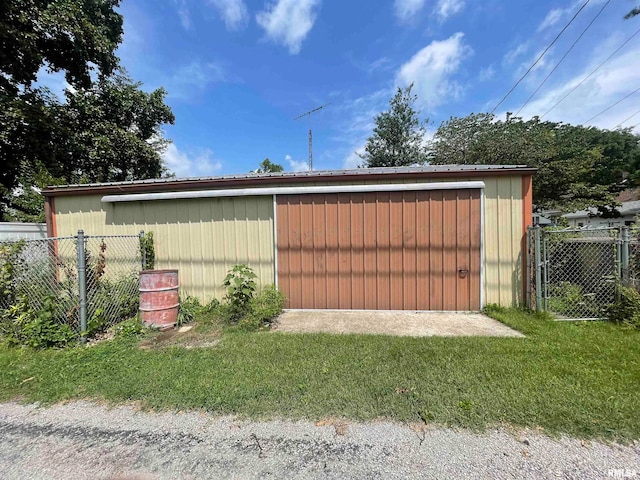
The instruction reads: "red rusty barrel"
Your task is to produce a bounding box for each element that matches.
[139,269,179,330]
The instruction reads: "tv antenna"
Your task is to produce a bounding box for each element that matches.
[294,103,330,171]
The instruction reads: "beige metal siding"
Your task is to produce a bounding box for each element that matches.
[53,175,524,306]
[54,195,274,302]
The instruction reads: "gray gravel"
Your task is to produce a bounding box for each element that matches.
[0,401,638,479]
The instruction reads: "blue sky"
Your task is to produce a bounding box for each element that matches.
[43,0,640,177]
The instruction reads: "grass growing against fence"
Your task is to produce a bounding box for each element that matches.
[0,307,639,442]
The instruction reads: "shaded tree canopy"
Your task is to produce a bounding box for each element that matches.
[359,84,428,168]
[0,0,174,221]
[428,113,640,213]
[254,159,284,173]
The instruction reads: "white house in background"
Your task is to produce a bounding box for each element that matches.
[563,201,640,228]
[0,222,47,241]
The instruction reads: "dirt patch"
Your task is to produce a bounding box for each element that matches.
[138,322,222,349]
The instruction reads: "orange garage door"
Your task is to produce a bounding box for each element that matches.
[275,190,481,310]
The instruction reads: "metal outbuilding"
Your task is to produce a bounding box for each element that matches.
[43,165,534,310]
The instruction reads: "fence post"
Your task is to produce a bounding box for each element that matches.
[621,226,630,285]
[139,230,146,270]
[76,230,88,343]
[533,225,543,311]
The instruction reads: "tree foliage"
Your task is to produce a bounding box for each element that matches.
[428,113,640,213]
[254,158,284,173]
[360,84,428,167]
[0,1,175,221]
[625,6,639,18]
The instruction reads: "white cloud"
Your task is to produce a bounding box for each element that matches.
[285,154,309,172]
[396,32,470,111]
[537,8,563,32]
[173,0,191,29]
[163,144,223,178]
[508,39,640,134]
[343,148,365,169]
[504,42,530,65]
[394,0,426,23]
[166,61,225,99]
[434,0,465,22]
[537,0,608,32]
[208,0,249,30]
[479,65,495,82]
[256,0,320,54]
[368,56,392,74]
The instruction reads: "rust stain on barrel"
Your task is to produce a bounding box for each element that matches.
[139,269,179,329]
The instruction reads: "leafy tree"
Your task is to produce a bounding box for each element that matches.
[254,158,284,173]
[360,84,428,167]
[428,113,640,213]
[4,72,175,220]
[56,72,175,183]
[0,1,175,221]
[0,0,123,92]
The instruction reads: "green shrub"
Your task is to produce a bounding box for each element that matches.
[139,232,155,270]
[177,295,201,326]
[606,285,640,329]
[0,295,76,348]
[200,297,220,314]
[0,240,26,307]
[482,303,506,315]
[222,264,258,322]
[546,282,602,318]
[87,274,139,333]
[112,317,145,338]
[236,285,285,331]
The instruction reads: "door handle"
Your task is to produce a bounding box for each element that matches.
[458,269,469,278]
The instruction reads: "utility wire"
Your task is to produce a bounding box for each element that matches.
[490,0,591,114]
[584,86,640,124]
[541,26,640,119]
[616,108,640,128]
[515,0,610,116]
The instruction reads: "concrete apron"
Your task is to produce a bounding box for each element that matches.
[274,310,525,338]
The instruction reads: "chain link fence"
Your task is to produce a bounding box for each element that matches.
[1,231,144,337]
[528,226,630,320]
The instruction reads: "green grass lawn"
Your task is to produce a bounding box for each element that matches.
[0,308,639,442]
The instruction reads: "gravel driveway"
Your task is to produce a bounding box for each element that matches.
[0,401,637,479]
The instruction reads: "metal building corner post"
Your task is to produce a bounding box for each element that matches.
[621,226,630,285]
[139,230,146,270]
[533,225,543,311]
[76,230,88,343]
[525,226,532,310]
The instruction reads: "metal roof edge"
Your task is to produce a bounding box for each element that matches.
[42,165,536,197]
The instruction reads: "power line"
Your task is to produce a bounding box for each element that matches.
[490,0,591,114]
[541,26,640,119]
[616,108,640,128]
[583,86,640,124]
[515,0,610,116]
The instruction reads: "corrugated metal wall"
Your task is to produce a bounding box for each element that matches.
[276,190,481,310]
[54,195,274,302]
[53,175,524,306]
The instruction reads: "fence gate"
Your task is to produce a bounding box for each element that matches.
[528,227,624,320]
